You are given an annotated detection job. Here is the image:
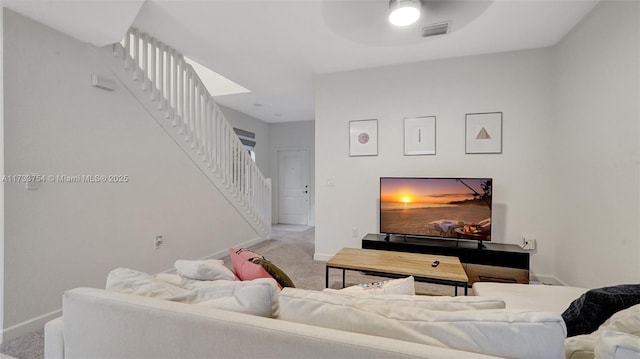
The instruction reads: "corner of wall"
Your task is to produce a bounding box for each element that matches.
[0,4,5,344]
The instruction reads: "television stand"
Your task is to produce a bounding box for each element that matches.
[362,233,529,284]
[384,234,486,249]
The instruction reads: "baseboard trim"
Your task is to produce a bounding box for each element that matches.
[203,237,264,260]
[2,308,62,344]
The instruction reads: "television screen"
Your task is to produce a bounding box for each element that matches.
[380,177,492,241]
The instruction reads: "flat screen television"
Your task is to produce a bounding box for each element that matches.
[380,177,492,244]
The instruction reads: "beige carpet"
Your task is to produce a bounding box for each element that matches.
[0,225,457,358]
[0,331,39,359]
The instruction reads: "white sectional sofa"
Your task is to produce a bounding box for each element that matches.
[46,287,500,359]
[44,286,570,359]
[472,282,640,359]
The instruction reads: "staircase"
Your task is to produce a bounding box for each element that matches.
[98,28,271,238]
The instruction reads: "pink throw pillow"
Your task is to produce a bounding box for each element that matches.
[229,247,279,287]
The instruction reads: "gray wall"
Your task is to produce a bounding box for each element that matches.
[553,1,640,287]
[3,10,260,340]
[315,49,556,278]
[314,0,640,287]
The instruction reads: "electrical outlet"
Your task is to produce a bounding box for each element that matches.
[154,235,164,249]
[527,238,537,250]
[522,235,536,250]
[351,227,359,238]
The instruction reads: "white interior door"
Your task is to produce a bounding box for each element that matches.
[278,149,309,225]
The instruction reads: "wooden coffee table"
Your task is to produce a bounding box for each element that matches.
[325,248,469,295]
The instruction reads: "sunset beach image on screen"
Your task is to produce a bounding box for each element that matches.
[379,178,492,240]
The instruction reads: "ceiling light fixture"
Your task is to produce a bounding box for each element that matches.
[389,0,422,27]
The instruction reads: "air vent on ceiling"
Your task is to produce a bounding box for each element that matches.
[422,21,450,38]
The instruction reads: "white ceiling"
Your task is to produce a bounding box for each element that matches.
[3,0,144,47]
[6,0,599,123]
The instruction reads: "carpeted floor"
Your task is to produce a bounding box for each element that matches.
[0,225,456,358]
[0,332,39,359]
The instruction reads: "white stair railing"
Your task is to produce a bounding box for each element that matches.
[110,28,271,236]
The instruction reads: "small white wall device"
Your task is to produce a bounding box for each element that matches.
[521,235,537,250]
[91,74,116,91]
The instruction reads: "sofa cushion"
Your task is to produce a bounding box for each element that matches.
[279,288,564,359]
[595,303,640,358]
[106,268,190,299]
[323,276,415,296]
[563,303,640,359]
[595,330,640,359]
[108,268,279,317]
[325,287,505,310]
[565,334,599,359]
[472,282,588,313]
[174,259,237,281]
[321,288,505,311]
[562,284,640,337]
[171,278,280,318]
[155,273,219,290]
[384,294,504,310]
[598,303,640,335]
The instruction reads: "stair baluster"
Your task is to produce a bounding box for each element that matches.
[106,28,271,236]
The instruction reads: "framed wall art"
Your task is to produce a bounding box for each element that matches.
[465,112,503,154]
[349,119,378,156]
[404,116,436,155]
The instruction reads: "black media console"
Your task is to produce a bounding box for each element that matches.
[362,233,530,284]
